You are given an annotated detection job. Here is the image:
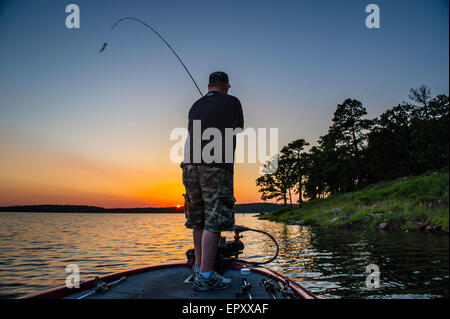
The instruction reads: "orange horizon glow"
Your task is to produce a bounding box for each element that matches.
[1,0,449,212]
[0,132,272,208]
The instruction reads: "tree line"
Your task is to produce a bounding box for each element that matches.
[256,86,449,205]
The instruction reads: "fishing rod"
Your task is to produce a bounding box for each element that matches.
[100,17,203,97]
[260,279,277,299]
[77,276,127,299]
[277,281,298,299]
[235,278,253,299]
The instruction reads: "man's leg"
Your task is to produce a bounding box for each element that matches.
[182,165,205,272]
[193,229,203,267]
[192,166,233,291]
[199,166,235,275]
[199,230,220,273]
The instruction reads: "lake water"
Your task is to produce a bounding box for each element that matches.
[0,212,448,299]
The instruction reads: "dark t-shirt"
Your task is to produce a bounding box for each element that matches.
[182,91,244,168]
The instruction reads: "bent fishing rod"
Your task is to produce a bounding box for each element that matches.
[100,17,203,97]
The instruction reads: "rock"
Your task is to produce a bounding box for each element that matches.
[393,222,403,230]
[378,223,388,230]
[398,176,408,181]
[428,200,448,209]
[331,208,342,214]
[287,220,305,226]
[416,220,427,231]
[371,205,377,209]
[370,213,383,218]
[329,216,342,224]
[424,224,443,233]
[346,210,357,217]
[432,172,439,176]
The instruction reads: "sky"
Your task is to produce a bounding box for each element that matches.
[0,0,448,208]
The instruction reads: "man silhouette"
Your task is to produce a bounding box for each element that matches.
[181,71,244,291]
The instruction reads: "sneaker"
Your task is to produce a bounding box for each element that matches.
[192,265,200,277]
[192,271,232,291]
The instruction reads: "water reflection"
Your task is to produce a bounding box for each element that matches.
[0,213,448,299]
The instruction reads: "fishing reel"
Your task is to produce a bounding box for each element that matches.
[217,225,252,259]
[216,230,245,259]
[186,224,279,273]
[186,225,247,273]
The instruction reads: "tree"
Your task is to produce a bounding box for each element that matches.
[302,146,328,200]
[328,98,374,189]
[280,139,310,207]
[256,88,449,207]
[256,155,295,205]
[409,85,431,109]
[366,103,416,179]
[409,93,449,170]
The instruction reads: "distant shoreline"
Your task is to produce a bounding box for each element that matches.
[0,210,185,214]
[0,203,284,214]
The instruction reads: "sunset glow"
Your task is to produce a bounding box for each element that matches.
[0,0,448,208]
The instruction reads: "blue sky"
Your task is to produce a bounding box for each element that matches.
[0,0,448,206]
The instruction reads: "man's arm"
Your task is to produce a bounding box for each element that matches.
[235,98,244,130]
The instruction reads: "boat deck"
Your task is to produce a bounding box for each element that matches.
[66,266,293,299]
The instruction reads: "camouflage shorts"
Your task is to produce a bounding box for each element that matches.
[182,164,235,233]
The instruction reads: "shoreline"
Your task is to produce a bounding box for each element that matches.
[260,216,450,234]
[0,203,283,215]
[258,170,449,234]
[259,210,449,234]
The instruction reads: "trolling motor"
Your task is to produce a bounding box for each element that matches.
[186,225,279,274]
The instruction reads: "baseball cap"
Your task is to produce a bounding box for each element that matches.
[208,71,230,87]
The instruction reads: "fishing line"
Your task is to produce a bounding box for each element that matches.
[101,17,203,97]
[234,226,279,266]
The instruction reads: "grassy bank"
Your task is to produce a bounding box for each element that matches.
[259,169,449,233]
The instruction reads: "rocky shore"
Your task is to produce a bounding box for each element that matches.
[259,170,449,234]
